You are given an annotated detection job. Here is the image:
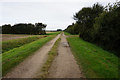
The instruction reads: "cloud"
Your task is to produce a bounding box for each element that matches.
[0,0,116,3]
[0,0,117,30]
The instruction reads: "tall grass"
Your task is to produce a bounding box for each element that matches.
[2,35,55,76]
[2,36,47,53]
[67,37,119,78]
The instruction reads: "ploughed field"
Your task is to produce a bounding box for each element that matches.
[2,34,32,41]
[2,31,57,41]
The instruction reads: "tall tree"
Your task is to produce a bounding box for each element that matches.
[2,24,12,34]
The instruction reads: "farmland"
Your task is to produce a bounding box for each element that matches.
[2,34,32,41]
[2,32,60,76]
[1,32,119,78]
[2,32,60,53]
[1,0,120,79]
[2,36,46,53]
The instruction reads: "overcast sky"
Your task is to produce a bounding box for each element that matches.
[0,0,117,30]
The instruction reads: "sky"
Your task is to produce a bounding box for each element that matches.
[0,0,117,30]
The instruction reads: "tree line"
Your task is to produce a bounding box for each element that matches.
[65,2,120,57]
[1,23,46,35]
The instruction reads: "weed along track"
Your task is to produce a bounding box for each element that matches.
[4,34,61,78]
[47,33,83,78]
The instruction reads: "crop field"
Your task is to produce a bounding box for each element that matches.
[2,36,48,53]
[2,31,59,41]
[2,34,32,41]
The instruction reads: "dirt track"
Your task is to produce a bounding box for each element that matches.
[4,33,83,78]
[4,34,61,78]
[47,33,83,78]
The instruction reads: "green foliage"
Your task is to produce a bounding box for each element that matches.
[2,23,46,35]
[92,2,120,56]
[65,3,103,36]
[2,36,46,53]
[74,3,103,41]
[2,36,54,76]
[67,37,119,78]
[64,23,74,34]
[2,24,11,34]
[64,23,80,34]
[57,29,62,31]
[65,2,120,57]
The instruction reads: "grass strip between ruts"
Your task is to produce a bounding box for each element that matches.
[39,37,61,78]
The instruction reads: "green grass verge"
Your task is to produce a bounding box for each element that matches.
[39,38,61,78]
[64,32,71,35]
[2,35,56,76]
[46,32,61,35]
[67,37,119,78]
[2,35,47,53]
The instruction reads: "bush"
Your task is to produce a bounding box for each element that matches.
[65,2,120,57]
